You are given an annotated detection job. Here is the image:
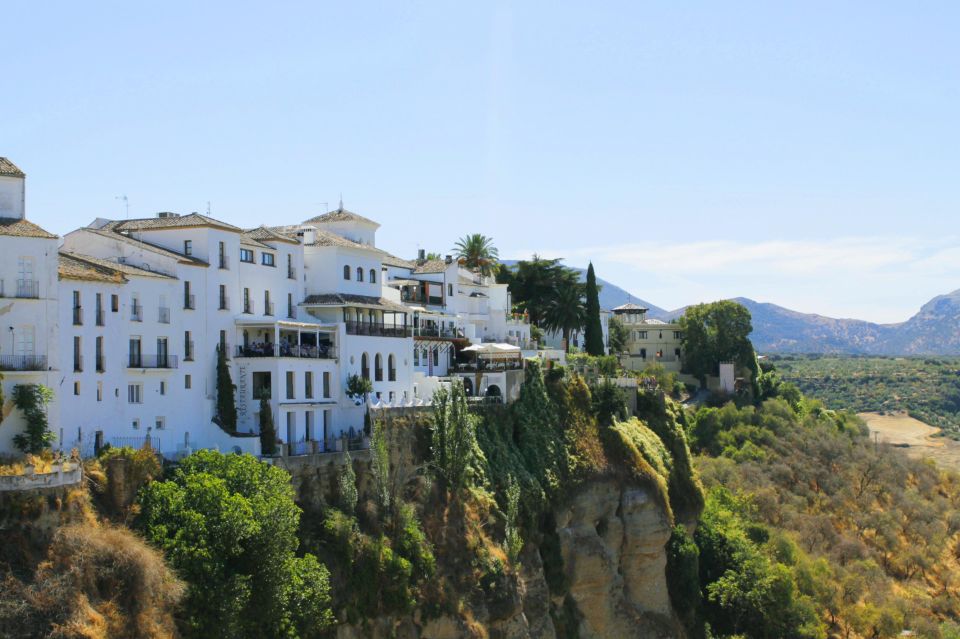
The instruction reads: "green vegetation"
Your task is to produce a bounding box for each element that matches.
[497,255,583,332]
[258,394,277,455]
[136,450,333,638]
[771,354,960,438]
[680,300,758,387]
[607,314,629,354]
[11,384,55,454]
[214,344,237,431]
[453,233,499,276]
[583,262,605,356]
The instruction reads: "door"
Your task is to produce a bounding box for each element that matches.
[15,325,35,357]
[17,257,35,297]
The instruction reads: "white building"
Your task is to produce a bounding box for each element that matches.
[0,159,60,454]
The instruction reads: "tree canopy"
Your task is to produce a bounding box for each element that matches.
[583,262,605,356]
[453,233,499,276]
[678,300,757,385]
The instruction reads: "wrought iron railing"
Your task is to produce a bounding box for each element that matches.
[345,321,411,338]
[127,354,179,369]
[0,355,47,371]
[17,279,39,299]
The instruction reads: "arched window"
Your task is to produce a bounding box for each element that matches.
[388,354,396,381]
[343,265,351,280]
[369,269,376,284]
[361,353,369,380]
[375,353,383,381]
[357,267,364,282]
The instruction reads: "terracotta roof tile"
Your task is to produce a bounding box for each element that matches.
[302,293,409,313]
[59,250,175,280]
[303,208,380,227]
[412,259,449,274]
[105,212,241,233]
[0,158,25,178]
[0,217,57,239]
[84,228,208,266]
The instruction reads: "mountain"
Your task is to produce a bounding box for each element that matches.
[500,260,667,315]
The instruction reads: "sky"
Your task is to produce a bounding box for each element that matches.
[2,1,957,323]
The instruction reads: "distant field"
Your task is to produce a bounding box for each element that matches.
[770,355,960,439]
[859,412,960,472]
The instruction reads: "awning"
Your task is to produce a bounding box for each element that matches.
[461,343,521,354]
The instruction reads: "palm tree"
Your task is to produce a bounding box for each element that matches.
[542,282,586,352]
[453,234,499,276]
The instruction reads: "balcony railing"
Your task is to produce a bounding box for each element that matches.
[183,295,196,310]
[16,279,39,299]
[95,309,105,326]
[158,307,170,323]
[127,354,179,369]
[219,254,229,269]
[236,343,336,359]
[0,355,47,371]
[287,267,297,280]
[73,355,83,372]
[345,321,411,338]
[72,306,83,326]
[454,359,525,373]
[264,301,274,316]
[416,325,462,338]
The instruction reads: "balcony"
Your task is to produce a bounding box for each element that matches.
[127,354,179,369]
[264,301,275,316]
[0,355,47,371]
[415,325,462,339]
[345,321,411,338]
[16,279,39,299]
[287,266,297,280]
[95,309,105,326]
[454,358,525,373]
[73,355,83,373]
[130,304,143,322]
[184,295,196,310]
[236,343,336,360]
[158,307,170,323]
[219,254,229,269]
[72,306,83,326]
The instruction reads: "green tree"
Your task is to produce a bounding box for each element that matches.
[12,384,55,454]
[679,300,757,387]
[137,450,333,638]
[542,281,586,352]
[583,262,605,356]
[497,255,581,327]
[215,344,238,431]
[259,394,277,456]
[607,316,630,354]
[453,233,499,276]
[337,451,358,514]
[430,378,483,493]
[370,415,391,514]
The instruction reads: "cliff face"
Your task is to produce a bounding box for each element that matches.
[333,475,680,639]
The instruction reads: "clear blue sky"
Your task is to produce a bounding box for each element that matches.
[3,2,957,323]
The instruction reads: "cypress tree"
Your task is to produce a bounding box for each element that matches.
[259,394,277,455]
[584,262,605,356]
[215,344,238,431]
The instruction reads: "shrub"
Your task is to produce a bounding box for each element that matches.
[11,384,55,454]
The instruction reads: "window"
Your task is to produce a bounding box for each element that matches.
[111,294,119,312]
[370,269,376,283]
[287,293,294,318]
[357,267,364,282]
[361,353,369,380]
[219,241,227,269]
[73,335,82,372]
[264,290,272,315]
[388,354,396,381]
[95,293,104,325]
[322,372,330,398]
[253,372,271,399]
[286,371,295,399]
[73,381,80,396]
[261,252,275,266]
[184,331,193,361]
[414,348,420,366]
[433,349,439,366]
[305,371,313,399]
[72,290,82,325]
[638,331,647,340]
[675,348,681,357]
[183,240,192,256]
[155,417,166,430]
[96,382,103,402]
[674,331,682,339]
[448,283,453,297]
[375,353,383,381]
[243,288,251,313]
[219,285,228,310]
[185,374,192,389]
[96,336,104,372]
[343,265,351,280]
[160,381,166,396]
[128,337,142,367]
[240,248,254,263]
[128,383,143,404]
[219,330,227,353]
[640,348,647,360]
[183,281,194,309]
[157,337,169,368]
[132,419,140,430]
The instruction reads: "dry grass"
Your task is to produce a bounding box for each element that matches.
[860,411,960,472]
[0,523,183,639]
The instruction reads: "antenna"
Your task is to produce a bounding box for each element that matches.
[206,201,211,215]
[338,193,343,211]
[115,195,129,219]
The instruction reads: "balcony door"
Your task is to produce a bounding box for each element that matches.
[14,325,35,357]
[129,337,142,367]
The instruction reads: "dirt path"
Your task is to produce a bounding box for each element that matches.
[859,412,960,472]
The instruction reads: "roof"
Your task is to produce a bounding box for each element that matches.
[301,293,409,313]
[244,225,299,245]
[239,232,273,250]
[84,227,209,266]
[307,229,379,252]
[613,303,649,313]
[0,217,57,239]
[303,207,380,228]
[104,212,241,233]
[59,250,175,280]
[58,252,125,283]
[0,158,25,178]
[412,259,450,274]
[378,251,415,269]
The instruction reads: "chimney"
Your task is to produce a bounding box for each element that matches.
[444,254,453,264]
[417,249,426,265]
